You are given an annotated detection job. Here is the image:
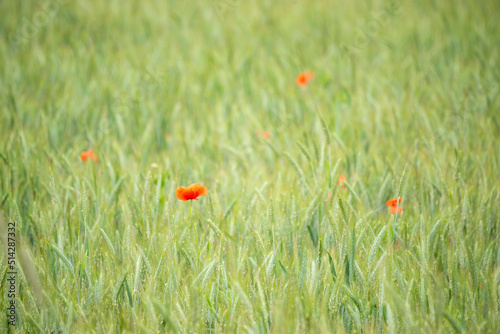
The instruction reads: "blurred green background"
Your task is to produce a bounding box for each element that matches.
[1,0,499,332]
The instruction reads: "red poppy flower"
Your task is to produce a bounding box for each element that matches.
[337,174,347,189]
[327,193,332,200]
[81,149,98,162]
[262,131,271,139]
[176,183,208,201]
[386,198,402,207]
[296,71,314,86]
[389,206,403,214]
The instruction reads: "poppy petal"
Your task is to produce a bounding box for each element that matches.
[390,206,403,214]
[296,71,314,86]
[176,187,190,201]
[337,174,347,189]
[296,76,306,86]
[196,185,208,197]
[81,152,89,162]
[189,183,207,198]
[176,183,208,201]
[386,198,402,207]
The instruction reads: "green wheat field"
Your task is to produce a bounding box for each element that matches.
[1,0,500,332]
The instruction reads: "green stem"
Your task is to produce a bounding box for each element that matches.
[190,200,200,267]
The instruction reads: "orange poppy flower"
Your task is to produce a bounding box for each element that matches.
[176,183,208,201]
[386,198,402,207]
[81,149,98,163]
[337,174,347,189]
[262,131,271,139]
[389,206,403,214]
[296,71,314,86]
[327,193,332,200]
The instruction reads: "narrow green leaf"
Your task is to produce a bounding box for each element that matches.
[52,245,74,275]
